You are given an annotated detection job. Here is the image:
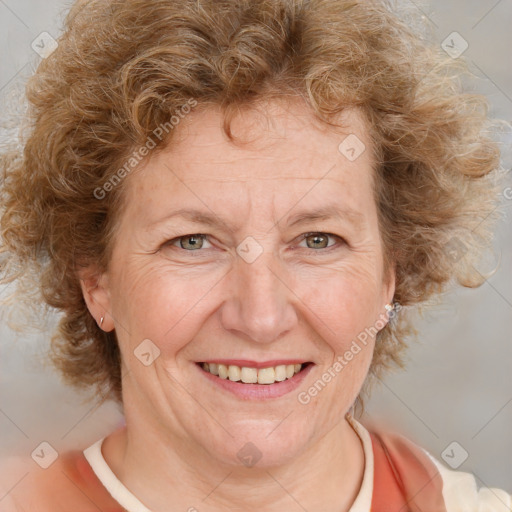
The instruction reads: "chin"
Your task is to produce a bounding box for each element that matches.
[202,419,313,470]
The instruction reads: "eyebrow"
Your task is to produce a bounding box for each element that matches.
[286,205,365,229]
[150,209,232,231]
[150,205,365,232]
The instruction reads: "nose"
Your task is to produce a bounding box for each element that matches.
[220,251,298,344]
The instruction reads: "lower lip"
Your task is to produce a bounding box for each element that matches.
[196,363,314,400]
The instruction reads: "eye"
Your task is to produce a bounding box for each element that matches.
[166,234,213,251]
[298,232,343,250]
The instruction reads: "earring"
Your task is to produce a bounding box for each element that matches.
[100,316,104,328]
[384,303,394,312]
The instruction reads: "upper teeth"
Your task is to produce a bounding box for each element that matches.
[202,363,303,384]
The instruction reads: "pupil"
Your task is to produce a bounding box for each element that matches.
[182,235,203,250]
[308,234,327,249]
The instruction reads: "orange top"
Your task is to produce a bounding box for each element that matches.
[370,430,447,512]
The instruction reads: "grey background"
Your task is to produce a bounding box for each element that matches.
[0,0,511,499]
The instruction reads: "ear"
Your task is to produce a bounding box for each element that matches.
[381,261,397,321]
[78,266,115,332]
[385,263,396,305]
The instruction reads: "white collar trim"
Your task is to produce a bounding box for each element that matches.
[83,438,151,512]
[347,414,374,512]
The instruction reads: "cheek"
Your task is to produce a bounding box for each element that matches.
[295,260,384,351]
[294,266,381,412]
[110,259,227,354]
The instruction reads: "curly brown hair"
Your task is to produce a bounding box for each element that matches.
[0,0,503,405]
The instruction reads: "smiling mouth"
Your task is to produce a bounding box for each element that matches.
[197,362,313,385]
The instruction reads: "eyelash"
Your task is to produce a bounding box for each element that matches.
[163,232,346,254]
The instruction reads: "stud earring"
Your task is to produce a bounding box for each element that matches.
[384,303,394,313]
[100,316,104,328]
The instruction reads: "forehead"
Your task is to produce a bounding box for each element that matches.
[122,99,375,223]
[154,100,371,178]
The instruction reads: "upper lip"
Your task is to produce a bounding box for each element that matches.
[199,359,311,369]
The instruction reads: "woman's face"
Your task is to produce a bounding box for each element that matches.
[85,99,394,467]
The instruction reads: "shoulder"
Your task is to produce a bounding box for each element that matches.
[368,426,511,512]
[427,451,511,512]
[0,450,124,512]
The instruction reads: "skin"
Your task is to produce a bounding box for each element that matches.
[80,98,395,512]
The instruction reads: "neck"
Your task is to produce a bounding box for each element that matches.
[102,414,365,512]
